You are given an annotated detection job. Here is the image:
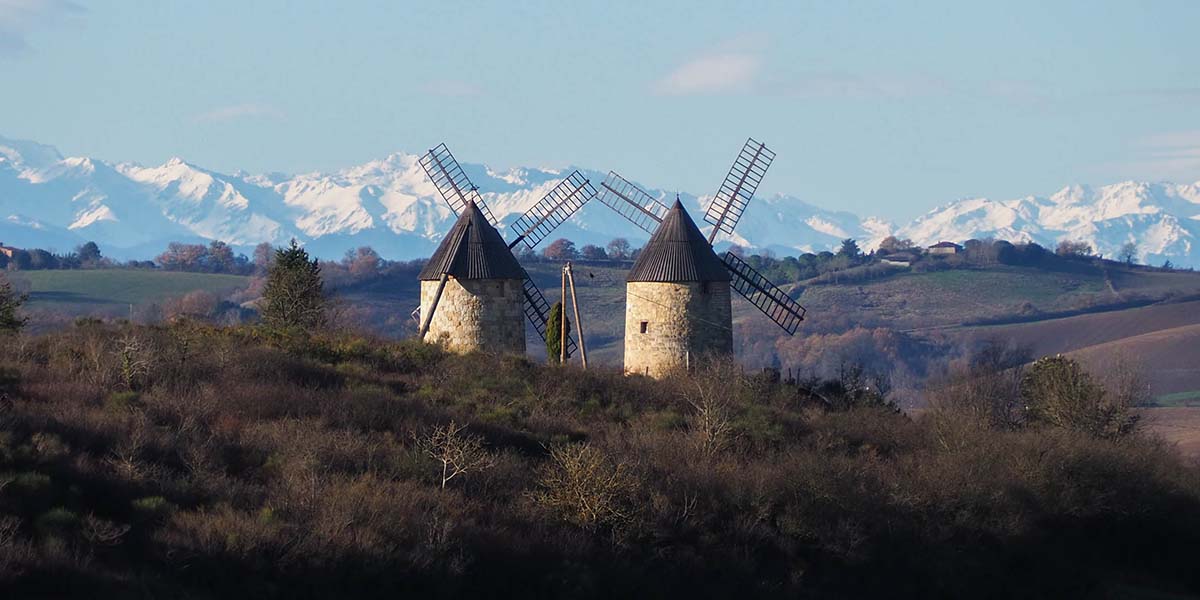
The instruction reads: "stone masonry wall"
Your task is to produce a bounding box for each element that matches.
[420,277,526,354]
[624,281,732,378]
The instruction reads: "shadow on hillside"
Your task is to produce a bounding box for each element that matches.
[28,291,112,305]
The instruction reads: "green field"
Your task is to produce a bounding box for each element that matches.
[1155,390,1200,407]
[795,266,1120,332]
[9,270,250,308]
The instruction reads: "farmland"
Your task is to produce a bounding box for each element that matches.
[8,270,250,313]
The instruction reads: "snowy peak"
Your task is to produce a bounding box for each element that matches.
[0,135,64,172]
[1,133,1199,267]
[898,180,1200,265]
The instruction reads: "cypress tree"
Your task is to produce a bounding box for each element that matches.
[546,301,571,363]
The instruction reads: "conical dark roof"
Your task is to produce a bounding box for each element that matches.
[627,199,731,283]
[419,201,526,280]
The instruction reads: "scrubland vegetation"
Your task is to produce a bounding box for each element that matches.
[0,322,1198,598]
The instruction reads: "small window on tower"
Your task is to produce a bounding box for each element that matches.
[640,321,648,334]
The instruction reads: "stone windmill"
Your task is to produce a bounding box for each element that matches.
[416,144,594,355]
[594,139,806,377]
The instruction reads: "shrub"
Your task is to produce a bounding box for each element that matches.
[131,496,175,521]
[34,508,79,536]
[532,443,640,537]
[1021,355,1138,438]
[104,391,142,413]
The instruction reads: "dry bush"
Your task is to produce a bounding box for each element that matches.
[532,442,640,537]
[681,360,740,458]
[164,290,219,321]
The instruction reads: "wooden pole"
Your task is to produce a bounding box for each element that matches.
[559,267,567,364]
[417,274,449,341]
[565,262,588,369]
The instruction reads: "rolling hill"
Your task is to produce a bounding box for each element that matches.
[6,259,1199,401]
[6,270,251,330]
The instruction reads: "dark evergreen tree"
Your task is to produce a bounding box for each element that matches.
[0,274,26,333]
[261,240,326,333]
[837,238,861,259]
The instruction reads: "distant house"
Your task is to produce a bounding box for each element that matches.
[0,242,18,258]
[927,241,962,256]
[879,255,912,267]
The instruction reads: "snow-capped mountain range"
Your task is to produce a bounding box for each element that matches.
[1,134,1198,267]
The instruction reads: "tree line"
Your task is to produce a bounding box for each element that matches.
[0,241,110,271]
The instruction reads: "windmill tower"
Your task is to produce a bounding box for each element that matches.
[624,199,734,377]
[595,139,807,377]
[417,200,528,353]
[416,144,596,355]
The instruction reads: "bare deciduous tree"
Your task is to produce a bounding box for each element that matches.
[82,514,131,547]
[415,421,495,489]
[1119,242,1138,265]
[116,334,152,390]
[1056,239,1093,258]
[683,361,740,457]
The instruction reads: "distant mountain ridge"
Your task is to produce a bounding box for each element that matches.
[1,134,1197,267]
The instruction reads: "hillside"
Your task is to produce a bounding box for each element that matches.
[302,260,1200,386]
[6,270,250,329]
[0,324,1197,598]
[937,297,1200,402]
[6,260,1199,398]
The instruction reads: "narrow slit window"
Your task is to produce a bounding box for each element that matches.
[640,321,648,334]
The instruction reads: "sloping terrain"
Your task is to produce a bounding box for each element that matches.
[952,300,1200,397]
[7,262,1199,397]
[1069,324,1200,398]
[7,270,251,330]
[958,299,1200,357]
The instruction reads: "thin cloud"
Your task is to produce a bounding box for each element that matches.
[1113,87,1200,101]
[1118,130,1200,182]
[192,103,285,124]
[763,71,949,99]
[0,0,82,56]
[654,52,761,95]
[420,80,483,97]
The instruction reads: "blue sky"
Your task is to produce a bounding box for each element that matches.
[1,0,1198,220]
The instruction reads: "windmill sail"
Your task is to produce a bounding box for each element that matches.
[507,170,597,252]
[419,143,499,226]
[705,138,775,244]
[595,171,670,235]
[418,142,576,354]
[722,251,806,335]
